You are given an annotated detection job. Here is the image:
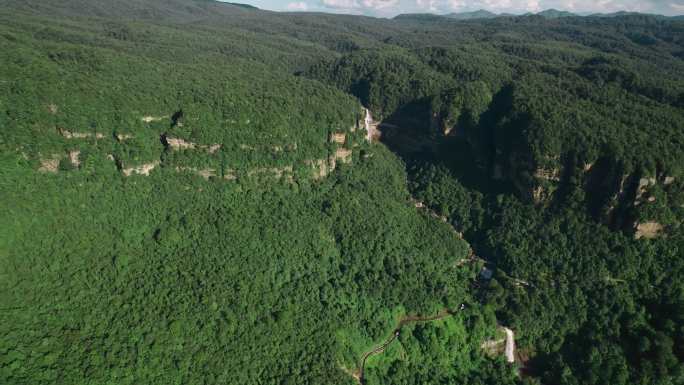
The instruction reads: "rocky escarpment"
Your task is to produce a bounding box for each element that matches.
[305,107,369,179]
[34,106,371,183]
[161,135,222,154]
[361,78,681,241]
[582,163,678,238]
[501,151,681,239]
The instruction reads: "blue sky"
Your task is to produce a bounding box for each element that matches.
[235,0,684,17]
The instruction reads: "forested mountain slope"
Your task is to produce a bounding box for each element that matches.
[307,13,684,229]
[1,1,682,385]
[0,0,258,20]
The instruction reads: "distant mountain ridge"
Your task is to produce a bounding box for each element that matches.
[537,8,576,18]
[444,9,497,20]
[395,8,682,21]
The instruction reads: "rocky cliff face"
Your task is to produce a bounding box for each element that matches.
[481,133,681,239]
[502,150,681,238]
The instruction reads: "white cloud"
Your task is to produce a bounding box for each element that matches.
[669,2,684,12]
[446,0,466,10]
[287,1,309,10]
[526,0,540,12]
[416,0,440,11]
[363,0,400,9]
[322,0,361,9]
[320,0,398,14]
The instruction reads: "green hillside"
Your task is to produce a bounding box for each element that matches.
[1,1,683,385]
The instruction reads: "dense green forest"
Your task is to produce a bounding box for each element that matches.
[1,1,682,384]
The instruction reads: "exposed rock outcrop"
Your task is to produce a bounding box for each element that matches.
[141,116,166,123]
[115,133,133,141]
[330,132,346,144]
[38,155,61,173]
[635,177,657,203]
[334,148,352,164]
[59,128,105,139]
[162,135,222,154]
[634,222,664,239]
[122,161,160,176]
[534,166,561,182]
[69,150,81,168]
[165,136,196,150]
[223,169,237,181]
[306,158,331,179]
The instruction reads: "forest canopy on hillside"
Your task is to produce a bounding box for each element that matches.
[0,1,682,384]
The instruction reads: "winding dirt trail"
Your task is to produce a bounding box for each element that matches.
[354,309,457,384]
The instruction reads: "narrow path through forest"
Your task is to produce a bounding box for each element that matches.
[354,308,459,384]
[348,108,516,384]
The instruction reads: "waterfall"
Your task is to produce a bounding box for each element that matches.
[364,108,373,142]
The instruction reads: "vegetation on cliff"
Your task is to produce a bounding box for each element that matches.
[1,1,682,384]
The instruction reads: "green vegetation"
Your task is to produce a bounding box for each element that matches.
[1,1,683,384]
[364,311,519,385]
[1,144,479,384]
